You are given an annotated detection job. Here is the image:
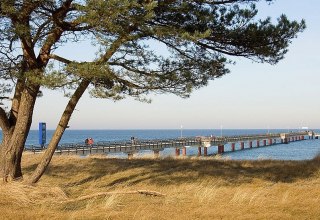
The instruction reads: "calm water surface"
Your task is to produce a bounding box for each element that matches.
[1,129,319,160]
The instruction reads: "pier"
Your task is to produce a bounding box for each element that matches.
[26,131,316,158]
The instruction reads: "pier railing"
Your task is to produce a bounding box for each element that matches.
[25,131,313,157]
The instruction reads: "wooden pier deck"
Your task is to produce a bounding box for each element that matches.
[25,131,316,158]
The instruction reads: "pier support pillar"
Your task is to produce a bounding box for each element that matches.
[197,147,202,156]
[281,139,283,144]
[240,142,244,150]
[175,148,180,157]
[249,141,253,148]
[268,139,272,146]
[256,140,260,147]
[284,138,288,144]
[204,147,208,156]
[182,147,187,156]
[263,140,267,146]
[154,150,160,158]
[231,143,235,152]
[128,153,134,160]
[218,145,224,154]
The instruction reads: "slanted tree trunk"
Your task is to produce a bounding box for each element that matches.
[2,84,39,181]
[27,79,90,184]
[27,36,124,184]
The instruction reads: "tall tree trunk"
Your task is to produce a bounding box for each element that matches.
[2,84,39,181]
[2,132,22,181]
[27,79,90,184]
[0,79,24,180]
[0,133,12,178]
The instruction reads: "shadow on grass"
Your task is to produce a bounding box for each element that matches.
[23,154,320,187]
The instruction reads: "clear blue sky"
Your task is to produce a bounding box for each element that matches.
[31,0,320,130]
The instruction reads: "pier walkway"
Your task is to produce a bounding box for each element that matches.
[26,131,316,158]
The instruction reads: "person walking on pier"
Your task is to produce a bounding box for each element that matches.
[88,137,94,146]
[131,136,136,144]
[85,137,94,146]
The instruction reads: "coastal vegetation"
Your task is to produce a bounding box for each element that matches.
[0,0,306,183]
[1,153,319,219]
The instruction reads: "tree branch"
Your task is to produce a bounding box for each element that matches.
[0,107,10,133]
[68,190,165,202]
[32,19,52,46]
[151,36,194,60]
[196,0,261,5]
[96,37,131,64]
[9,78,25,127]
[37,0,74,65]
[196,41,245,56]
[49,54,72,64]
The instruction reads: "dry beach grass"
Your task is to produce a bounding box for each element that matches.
[1,153,319,219]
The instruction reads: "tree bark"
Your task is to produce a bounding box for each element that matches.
[2,132,21,181]
[27,79,90,184]
[0,133,11,178]
[2,84,39,181]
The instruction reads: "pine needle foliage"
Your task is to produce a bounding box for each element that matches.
[0,0,306,183]
[0,0,305,101]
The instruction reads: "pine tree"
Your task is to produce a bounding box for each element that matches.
[0,0,305,183]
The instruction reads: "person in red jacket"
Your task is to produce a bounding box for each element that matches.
[85,137,94,146]
[88,137,94,146]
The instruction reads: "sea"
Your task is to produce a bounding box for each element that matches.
[1,129,319,160]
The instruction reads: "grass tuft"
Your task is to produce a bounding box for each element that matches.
[0,153,319,219]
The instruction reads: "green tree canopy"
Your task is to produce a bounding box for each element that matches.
[0,0,305,183]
